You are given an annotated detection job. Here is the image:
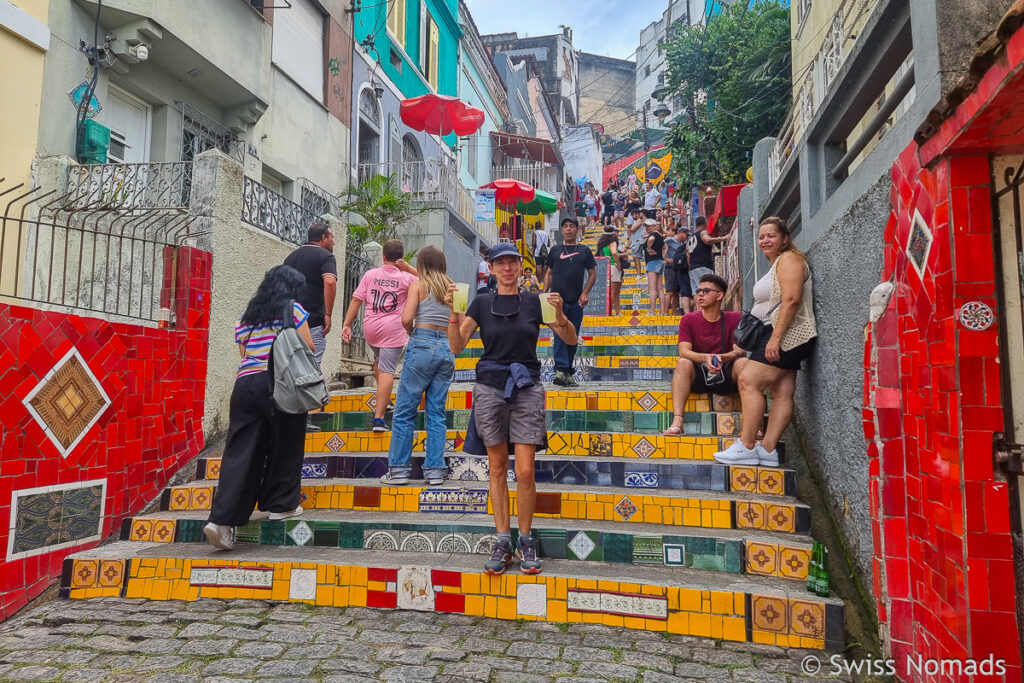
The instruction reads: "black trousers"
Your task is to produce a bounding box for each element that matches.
[208,372,307,526]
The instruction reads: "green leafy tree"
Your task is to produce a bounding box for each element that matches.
[339,173,428,250]
[663,0,791,188]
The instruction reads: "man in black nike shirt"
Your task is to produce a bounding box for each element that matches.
[543,218,596,386]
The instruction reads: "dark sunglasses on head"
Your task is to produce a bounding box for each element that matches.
[695,287,722,295]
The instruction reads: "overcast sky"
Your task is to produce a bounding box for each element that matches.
[464,0,657,61]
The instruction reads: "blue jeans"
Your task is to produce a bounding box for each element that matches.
[552,301,584,374]
[387,328,455,478]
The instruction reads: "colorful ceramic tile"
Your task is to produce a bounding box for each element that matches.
[534,528,567,559]
[751,594,789,633]
[129,519,154,542]
[715,413,738,436]
[766,504,796,533]
[613,496,638,522]
[790,600,826,638]
[205,459,222,480]
[758,469,786,496]
[190,486,213,510]
[364,530,399,551]
[326,434,346,452]
[97,559,124,588]
[151,519,177,543]
[663,543,686,566]
[301,462,328,478]
[624,471,658,488]
[567,589,667,620]
[70,559,98,588]
[567,530,602,561]
[632,535,663,563]
[22,348,111,458]
[289,568,317,601]
[735,501,765,530]
[517,583,547,617]
[746,542,779,577]
[287,520,314,546]
[780,546,811,579]
[10,479,106,559]
[418,488,488,514]
[636,391,658,412]
[730,467,758,493]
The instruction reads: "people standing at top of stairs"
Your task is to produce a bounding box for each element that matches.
[626,208,645,274]
[686,216,733,296]
[282,221,337,433]
[601,186,616,226]
[714,217,817,467]
[544,218,596,387]
[380,246,456,487]
[643,219,666,315]
[643,181,660,219]
[340,239,419,432]
[203,265,315,551]
[596,226,623,316]
[446,242,578,575]
[663,273,748,439]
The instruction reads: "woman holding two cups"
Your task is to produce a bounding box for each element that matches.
[447,243,577,575]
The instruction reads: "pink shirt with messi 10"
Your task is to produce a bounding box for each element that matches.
[353,264,418,348]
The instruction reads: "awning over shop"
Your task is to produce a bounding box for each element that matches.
[709,183,747,235]
[490,131,564,166]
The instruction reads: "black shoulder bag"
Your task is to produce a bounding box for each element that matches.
[733,302,781,351]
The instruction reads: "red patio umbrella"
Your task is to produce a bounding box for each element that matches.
[480,178,535,206]
[400,93,485,136]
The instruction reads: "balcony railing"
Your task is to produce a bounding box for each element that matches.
[768,111,797,190]
[65,162,192,210]
[491,163,559,194]
[241,176,320,244]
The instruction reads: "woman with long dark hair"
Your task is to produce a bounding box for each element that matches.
[204,265,315,550]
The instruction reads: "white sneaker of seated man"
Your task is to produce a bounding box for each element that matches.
[713,441,779,467]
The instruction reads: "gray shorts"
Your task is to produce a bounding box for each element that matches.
[473,382,547,447]
[369,344,404,375]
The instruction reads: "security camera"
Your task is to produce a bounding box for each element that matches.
[128,43,150,61]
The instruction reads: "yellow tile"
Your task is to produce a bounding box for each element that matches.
[465,595,485,616]
[350,566,368,585]
[577,579,598,590]
[497,597,517,621]
[802,637,825,649]
[548,600,567,622]
[710,615,724,639]
[598,580,618,592]
[623,616,645,630]
[367,580,387,592]
[619,582,641,594]
[682,508,700,527]
[690,612,712,638]
[723,616,746,642]
[604,614,625,628]
[678,588,702,612]
[586,502,604,520]
[462,573,480,595]
[645,618,667,632]
[554,577,567,600]
[712,510,731,528]
[710,591,733,615]
[484,595,498,618]
[349,587,367,607]
[667,611,688,634]
[333,587,349,607]
[582,612,603,624]
[641,585,662,596]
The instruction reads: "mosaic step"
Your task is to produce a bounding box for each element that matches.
[195,454,794,497]
[120,511,815,582]
[309,406,757,438]
[464,334,680,349]
[60,542,844,650]
[456,355,679,371]
[454,365,678,383]
[158,479,811,534]
[458,343,679,359]
[303,429,730,461]
[535,324,683,338]
[319,385,736,414]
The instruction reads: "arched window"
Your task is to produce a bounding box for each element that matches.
[401,135,424,193]
[357,89,381,182]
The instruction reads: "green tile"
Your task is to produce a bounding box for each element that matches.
[339,523,363,548]
[261,521,286,545]
[700,413,714,433]
[235,522,261,544]
[691,554,727,571]
[452,410,471,430]
[567,530,603,561]
[313,521,340,547]
[178,519,204,543]
[723,540,743,573]
[535,528,566,559]
[633,413,660,433]
[632,535,663,564]
[604,533,633,563]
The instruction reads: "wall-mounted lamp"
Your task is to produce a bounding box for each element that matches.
[128,42,150,61]
[372,81,384,99]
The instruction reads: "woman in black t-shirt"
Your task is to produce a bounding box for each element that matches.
[446,243,577,576]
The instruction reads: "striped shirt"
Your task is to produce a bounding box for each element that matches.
[234,302,309,378]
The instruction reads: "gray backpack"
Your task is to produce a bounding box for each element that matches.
[268,301,330,414]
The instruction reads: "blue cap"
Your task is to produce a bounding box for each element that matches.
[487,243,523,262]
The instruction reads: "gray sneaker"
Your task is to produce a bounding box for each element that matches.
[552,371,568,386]
[484,539,514,575]
[755,442,780,467]
[380,469,410,485]
[203,523,235,551]
[517,533,542,574]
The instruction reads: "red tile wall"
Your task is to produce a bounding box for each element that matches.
[0,246,212,620]
[863,150,1021,680]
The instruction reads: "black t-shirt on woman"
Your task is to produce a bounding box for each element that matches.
[644,232,665,263]
[467,292,542,386]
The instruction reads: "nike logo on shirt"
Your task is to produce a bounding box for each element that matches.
[559,251,580,259]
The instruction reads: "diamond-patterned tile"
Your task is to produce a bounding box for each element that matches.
[758,469,785,496]
[631,437,656,459]
[326,434,346,452]
[780,546,811,579]
[636,392,658,412]
[751,595,788,633]
[746,542,778,577]
[766,504,795,533]
[97,560,124,588]
[613,496,638,522]
[735,502,765,530]
[567,530,601,560]
[790,600,825,638]
[287,520,314,546]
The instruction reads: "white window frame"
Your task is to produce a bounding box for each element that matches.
[105,84,152,164]
[271,0,326,103]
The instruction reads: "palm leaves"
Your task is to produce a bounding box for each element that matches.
[340,173,429,250]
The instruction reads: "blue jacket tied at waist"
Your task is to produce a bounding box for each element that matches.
[463,360,547,455]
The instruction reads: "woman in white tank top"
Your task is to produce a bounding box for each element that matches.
[713,217,817,468]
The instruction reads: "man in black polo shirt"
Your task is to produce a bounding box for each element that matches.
[284,221,337,429]
[543,218,596,386]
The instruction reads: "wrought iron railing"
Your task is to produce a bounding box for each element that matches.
[241,176,320,244]
[180,102,245,164]
[64,162,193,210]
[356,158,463,207]
[298,177,341,219]
[768,111,798,190]
[0,178,198,322]
[491,162,558,195]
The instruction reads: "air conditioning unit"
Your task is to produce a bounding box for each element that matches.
[77,119,110,164]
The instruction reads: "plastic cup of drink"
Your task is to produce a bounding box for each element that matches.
[452,283,470,313]
[541,294,558,324]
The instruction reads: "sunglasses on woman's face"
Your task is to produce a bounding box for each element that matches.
[695,288,722,295]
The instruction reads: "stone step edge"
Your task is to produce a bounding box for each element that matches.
[158,482,811,535]
[60,544,843,651]
[119,514,815,583]
[195,455,797,498]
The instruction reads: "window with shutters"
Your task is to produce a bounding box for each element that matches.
[427,18,439,91]
[271,0,325,103]
[387,0,407,50]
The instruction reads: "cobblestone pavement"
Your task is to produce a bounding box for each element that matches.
[0,598,852,682]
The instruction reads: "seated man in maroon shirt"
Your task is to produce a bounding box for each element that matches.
[663,273,748,436]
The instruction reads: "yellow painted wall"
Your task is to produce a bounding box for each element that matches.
[0,0,49,188]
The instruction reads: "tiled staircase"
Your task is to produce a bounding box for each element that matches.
[59,233,845,652]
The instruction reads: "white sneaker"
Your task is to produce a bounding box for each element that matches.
[713,440,759,465]
[756,443,780,467]
[268,506,304,521]
[203,523,235,550]
[248,509,270,522]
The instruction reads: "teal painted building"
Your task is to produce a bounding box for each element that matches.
[352,0,461,105]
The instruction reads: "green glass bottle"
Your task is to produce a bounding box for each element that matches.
[806,542,820,593]
[815,543,831,597]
